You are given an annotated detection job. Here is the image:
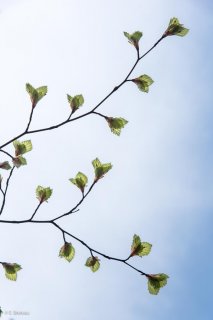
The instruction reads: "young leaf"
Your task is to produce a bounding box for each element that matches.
[85,256,100,272]
[106,117,128,136]
[69,172,88,194]
[26,83,47,108]
[67,94,84,114]
[92,158,112,181]
[164,17,189,37]
[131,234,152,257]
[13,140,32,156]
[59,242,75,262]
[132,74,154,93]
[2,263,22,281]
[124,31,143,50]
[36,186,53,203]
[12,156,27,168]
[0,161,11,170]
[147,273,169,295]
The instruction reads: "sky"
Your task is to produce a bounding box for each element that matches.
[0,0,212,319]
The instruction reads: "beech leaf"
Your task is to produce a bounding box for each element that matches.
[106,117,128,136]
[132,74,154,93]
[164,17,189,37]
[2,263,22,281]
[59,242,75,262]
[92,158,112,181]
[36,186,52,203]
[69,172,88,193]
[85,256,100,272]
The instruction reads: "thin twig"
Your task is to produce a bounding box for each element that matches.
[0,36,165,150]
[53,181,97,221]
[0,166,15,216]
[0,150,13,159]
[30,202,42,220]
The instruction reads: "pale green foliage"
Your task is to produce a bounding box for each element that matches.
[132,74,154,93]
[0,161,11,170]
[147,273,169,295]
[106,117,128,136]
[131,234,152,257]
[36,186,52,203]
[85,257,100,272]
[165,17,189,37]
[2,263,22,281]
[59,242,75,262]
[124,31,143,50]
[69,172,88,193]
[26,83,47,108]
[92,158,112,181]
[13,140,32,156]
[67,94,84,114]
[12,155,27,168]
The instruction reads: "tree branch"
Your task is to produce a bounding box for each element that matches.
[0,166,15,216]
[0,35,165,150]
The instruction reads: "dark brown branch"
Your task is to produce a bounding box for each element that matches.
[0,36,165,150]
[25,107,34,132]
[0,166,15,216]
[53,181,97,221]
[30,202,42,220]
[0,150,13,159]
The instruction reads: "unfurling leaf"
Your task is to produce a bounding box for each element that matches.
[164,17,189,37]
[13,140,32,156]
[59,242,75,262]
[124,31,143,50]
[132,74,154,93]
[0,161,11,170]
[36,186,52,203]
[69,172,88,194]
[147,273,169,295]
[130,234,152,257]
[12,156,27,168]
[26,83,47,108]
[106,117,128,136]
[67,94,84,114]
[92,158,112,181]
[2,263,22,281]
[85,256,100,272]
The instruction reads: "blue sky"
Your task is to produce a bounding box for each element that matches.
[0,0,212,319]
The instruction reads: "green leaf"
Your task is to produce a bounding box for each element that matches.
[0,161,11,170]
[2,263,22,281]
[13,140,32,156]
[164,17,189,37]
[85,256,100,272]
[132,74,154,93]
[69,172,88,193]
[124,31,143,50]
[36,186,52,203]
[92,158,112,181]
[106,117,128,136]
[12,156,27,168]
[26,83,47,108]
[67,94,84,114]
[131,234,152,257]
[147,273,169,295]
[59,242,75,262]
[0,307,3,317]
